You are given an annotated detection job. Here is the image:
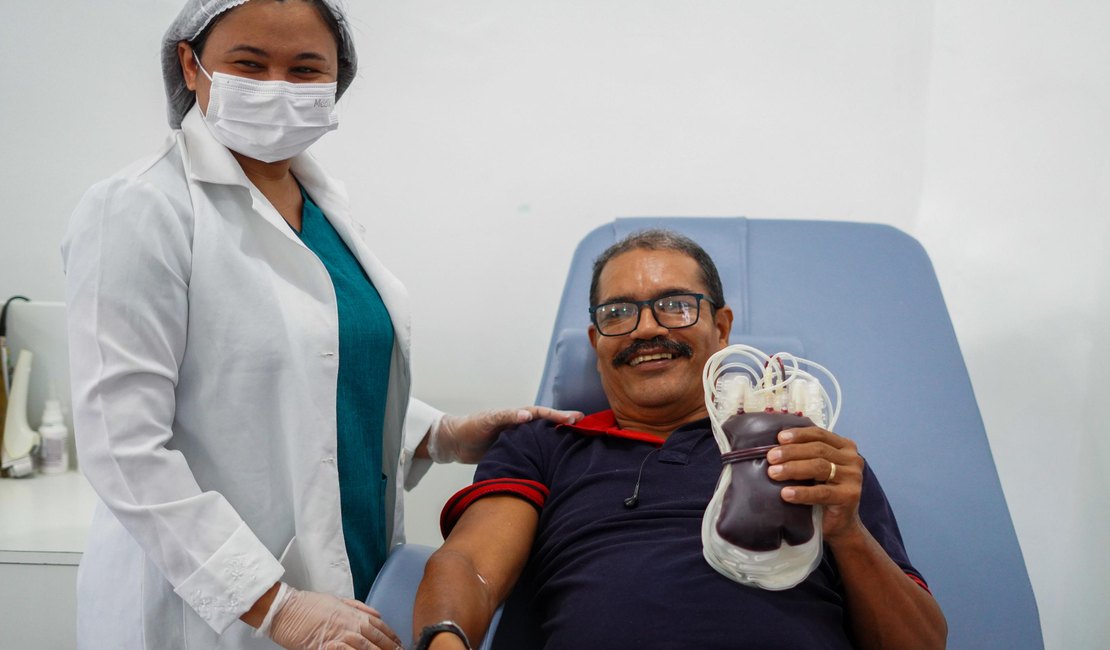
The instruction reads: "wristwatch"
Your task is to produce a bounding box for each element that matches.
[414,620,473,650]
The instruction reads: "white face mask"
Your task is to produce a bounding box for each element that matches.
[193,53,339,163]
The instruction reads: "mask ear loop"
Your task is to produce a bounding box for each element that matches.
[189,49,217,119]
[192,49,214,82]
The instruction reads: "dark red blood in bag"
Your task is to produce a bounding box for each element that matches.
[717,412,815,551]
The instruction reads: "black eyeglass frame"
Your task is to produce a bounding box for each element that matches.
[588,292,716,337]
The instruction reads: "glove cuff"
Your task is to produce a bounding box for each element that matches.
[252,583,292,638]
[426,415,456,463]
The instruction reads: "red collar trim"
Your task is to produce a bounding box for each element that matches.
[557,409,666,447]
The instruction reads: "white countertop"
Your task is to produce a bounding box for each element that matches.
[0,471,97,565]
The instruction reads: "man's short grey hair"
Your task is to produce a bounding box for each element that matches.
[589,229,725,309]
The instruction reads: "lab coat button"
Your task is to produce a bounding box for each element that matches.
[322,456,336,465]
[321,351,336,358]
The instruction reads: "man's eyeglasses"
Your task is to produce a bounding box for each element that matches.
[589,292,715,337]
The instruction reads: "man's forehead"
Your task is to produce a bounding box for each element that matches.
[597,249,705,297]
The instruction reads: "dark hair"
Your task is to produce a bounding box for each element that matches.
[589,229,725,310]
[191,0,351,75]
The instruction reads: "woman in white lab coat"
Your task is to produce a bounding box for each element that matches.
[61,2,577,649]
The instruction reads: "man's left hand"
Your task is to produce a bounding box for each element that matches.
[765,426,865,543]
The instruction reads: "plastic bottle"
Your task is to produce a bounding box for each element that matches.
[37,398,68,474]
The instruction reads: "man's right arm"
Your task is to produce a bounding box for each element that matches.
[413,495,540,649]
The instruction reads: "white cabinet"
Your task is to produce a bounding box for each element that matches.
[0,472,96,650]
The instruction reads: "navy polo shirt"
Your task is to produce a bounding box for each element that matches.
[441,411,928,650]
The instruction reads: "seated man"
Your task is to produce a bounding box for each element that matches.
[412,230,947,650]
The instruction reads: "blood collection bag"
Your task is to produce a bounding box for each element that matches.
[701,345,841,590]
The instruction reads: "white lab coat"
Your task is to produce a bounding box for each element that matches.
[62,105,440,649]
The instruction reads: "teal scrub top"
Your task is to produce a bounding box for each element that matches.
[296,188,393,601]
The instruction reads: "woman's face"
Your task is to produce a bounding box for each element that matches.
[177,0,339,115]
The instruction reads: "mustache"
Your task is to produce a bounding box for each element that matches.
[612,337,694,368]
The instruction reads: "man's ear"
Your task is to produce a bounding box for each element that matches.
[588,324,606,374]
[714,305,734,346]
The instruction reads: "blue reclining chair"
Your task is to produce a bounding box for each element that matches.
[369,217,1043,650]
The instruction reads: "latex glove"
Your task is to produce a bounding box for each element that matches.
[260,583,403,650]
[427,406,584,463]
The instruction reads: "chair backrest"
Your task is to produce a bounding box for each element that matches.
[528,217,1043,649]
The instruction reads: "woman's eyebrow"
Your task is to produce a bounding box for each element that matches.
[226,44,269,57]
[224,45,331,64]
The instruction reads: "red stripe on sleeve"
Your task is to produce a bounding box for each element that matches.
[440,478,550,538]
[906,572,932,595]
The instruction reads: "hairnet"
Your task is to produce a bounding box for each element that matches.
[161,0,358,128]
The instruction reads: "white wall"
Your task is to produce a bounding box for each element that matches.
[1,1,1106,648]
[915,3,1110,648]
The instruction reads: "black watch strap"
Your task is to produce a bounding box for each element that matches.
[415,620,473,650]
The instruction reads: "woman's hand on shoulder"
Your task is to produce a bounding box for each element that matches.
[425,407,583,463]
